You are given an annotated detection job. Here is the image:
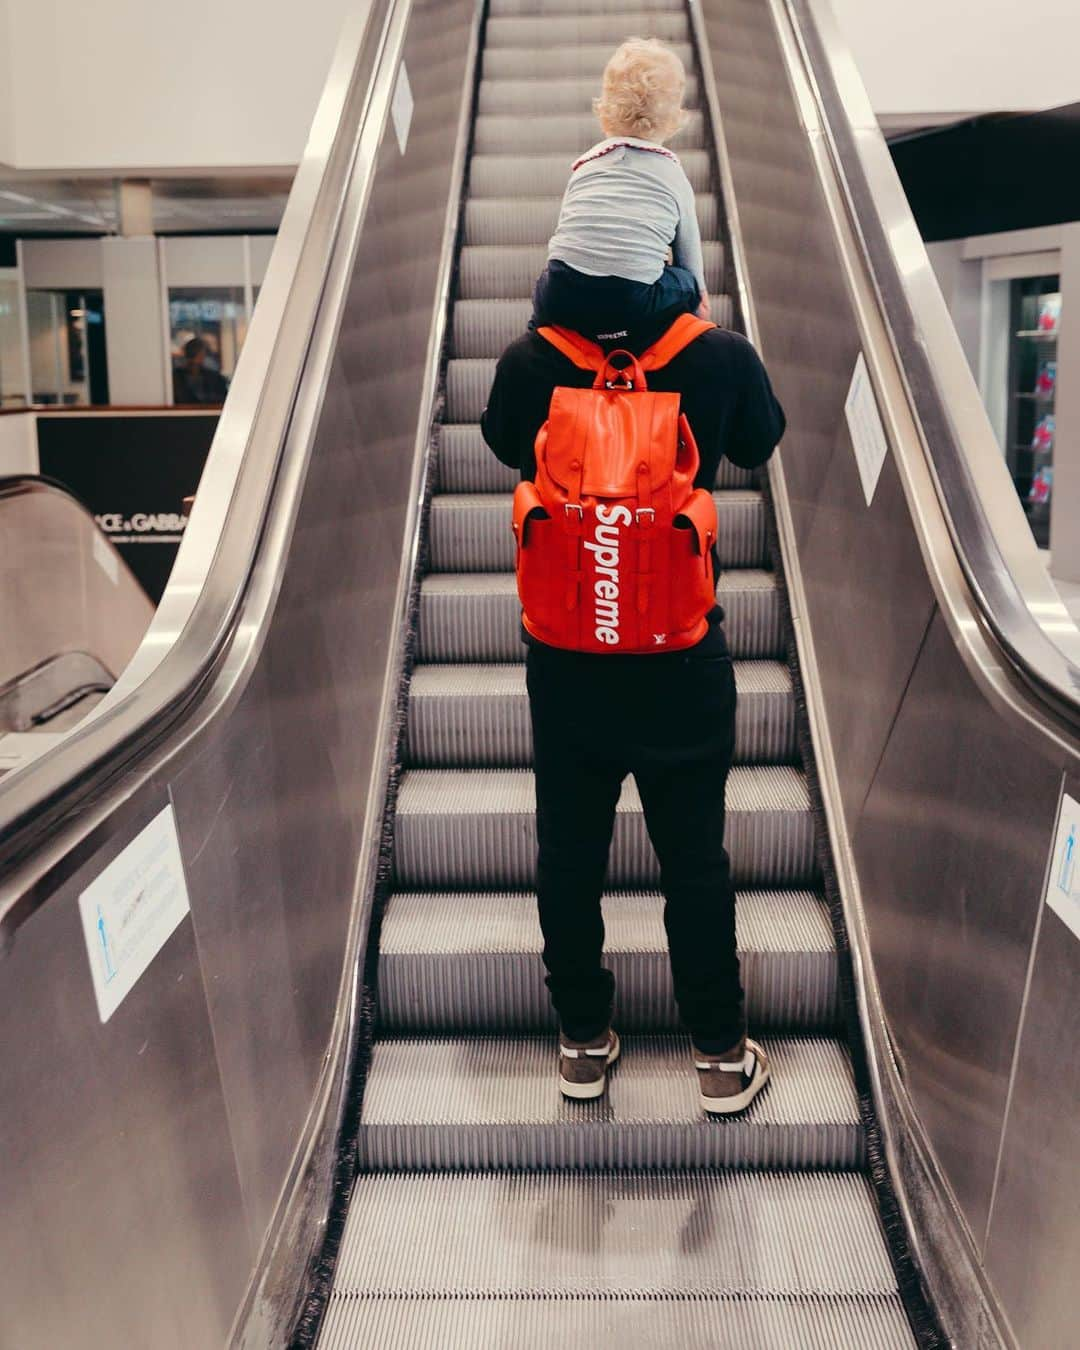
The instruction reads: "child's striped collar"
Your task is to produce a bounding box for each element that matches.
[572,137,679,171]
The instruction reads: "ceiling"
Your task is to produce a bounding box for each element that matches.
[0,175,292,235]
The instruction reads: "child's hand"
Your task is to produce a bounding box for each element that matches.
[696,292,712,320]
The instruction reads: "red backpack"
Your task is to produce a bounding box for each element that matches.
[512,313,718,654]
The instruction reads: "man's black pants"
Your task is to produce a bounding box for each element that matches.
[526,635,744,1054]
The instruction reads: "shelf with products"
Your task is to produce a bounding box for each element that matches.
[1005,277,1061,549]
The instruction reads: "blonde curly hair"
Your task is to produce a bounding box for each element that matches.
[593,37,687,143]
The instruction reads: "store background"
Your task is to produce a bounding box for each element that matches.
[0,0,1078,601]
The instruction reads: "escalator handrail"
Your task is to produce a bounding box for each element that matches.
[0,0,397,886]
[783,0,1080,730]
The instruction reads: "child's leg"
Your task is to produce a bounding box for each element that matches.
[647,263,703,324]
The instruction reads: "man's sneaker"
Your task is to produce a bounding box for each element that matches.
[558,1028,621,1100]
[693,1036,770,1116]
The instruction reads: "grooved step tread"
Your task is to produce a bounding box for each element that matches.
[358,1035,862,1171]
[319,1295,916,1349]
[486,13,690,47]
[481,42,696,84]
[397,764,810,817]
[470,148,711,196]
[381,887,831,956]
[474,110,705,154]
[478,71,701,115]
[377,888,838,1032]
[427,490,767,572]
[464,192,718,246]
[330,1171,902,1296]
[416,570,784,663]
[449,295,735,361]
[405,660,796,766]
[393,766,815,889]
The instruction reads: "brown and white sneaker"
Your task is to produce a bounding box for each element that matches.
[558,1028,621,1100]
[693,1036,770,1116]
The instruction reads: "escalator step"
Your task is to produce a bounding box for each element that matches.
[470,148,711,197]
[437,421,748,491]
[329,1171,902,1296]
[482,42,695,81]
[417,570,783,662]
[358,1035,862,1171]
[486,14,690,48]
[474,110,705,155]
[378,888,838,1031]
[464,192,719,246]
[405,660,795,766]
[458,242,725,302]
[449,294,734,359]
[393,766,815,889]
[320,1294,916,1349]
[490,0,686,15]
[428,490,767,572]
[478,72,700,115]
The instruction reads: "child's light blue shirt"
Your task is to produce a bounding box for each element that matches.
[546,136,706,295]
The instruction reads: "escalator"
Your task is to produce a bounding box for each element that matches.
[2,3,1079,1349]
[0,476,152,776]
[314,4,919,1345]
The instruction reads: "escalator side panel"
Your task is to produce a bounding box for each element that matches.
[701,0,1080,1341]
[0,4,477,1347]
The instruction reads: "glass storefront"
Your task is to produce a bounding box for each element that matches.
[1005,275,1060,549]
[25,290,109,407]
[0,273,30,409]
[168,286,247,406]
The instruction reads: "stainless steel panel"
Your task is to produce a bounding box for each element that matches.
[167,0,476,1248]
[853,610,1061,1243]
[984,770,1080,1346]
[701,6,938,858]
[0,795,251,1349]
[0,2,479,1344]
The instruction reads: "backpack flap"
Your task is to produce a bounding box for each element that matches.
[542,385,683,499]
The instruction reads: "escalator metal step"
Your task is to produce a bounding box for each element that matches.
[428,490,767,573]
[458,242,725,302]
[417,570,783,662]
[358,1035,862,1171]
[437,420,748,491]
[486,13,690,47]
[449,294,734,359]
[482,41,695,81]
[329,1171,903,1295]
[470,149,712,197]
[320,1293,916,1349]
[490,0,685,14]
[405,661,795,766]
[378,888,838,1031]
[474,110,705,154]
[478,72,700,115]
[393,766,815,889]
[464,192,719,246]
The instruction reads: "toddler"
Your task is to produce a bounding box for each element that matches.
[532,37,709,344]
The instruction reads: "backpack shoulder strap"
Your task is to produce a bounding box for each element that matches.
[639,314,715,371]
[537,325,605,372]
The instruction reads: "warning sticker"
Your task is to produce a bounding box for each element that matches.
[844,352,890,507]
[1046,791,1080,943]
[78,805,192,1022]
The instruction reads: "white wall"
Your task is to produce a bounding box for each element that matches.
[830,0,1080,117]
[0,0,13,166]
[0,1,1079,172]
[0,0,354,172]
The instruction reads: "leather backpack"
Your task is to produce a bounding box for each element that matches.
[512,313,718,654]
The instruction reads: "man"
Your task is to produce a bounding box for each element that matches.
[481,313,786,1115]
[172,336,228,406]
